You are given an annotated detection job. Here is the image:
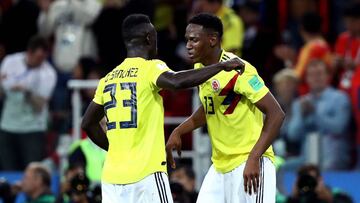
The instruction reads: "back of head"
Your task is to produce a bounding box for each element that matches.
[188,13,223,39]
[27,35,48,52]
[300,12,322,34]
[122,14,152,46]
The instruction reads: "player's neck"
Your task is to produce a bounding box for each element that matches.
[127,48,151,60]
[201,48,222,66]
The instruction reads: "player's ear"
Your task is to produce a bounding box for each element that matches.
[209,33,218,48]
[145,33,151,45]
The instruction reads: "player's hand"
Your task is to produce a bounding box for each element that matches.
[221,58,245,73]
[166,131,182,169]
[243,156,260,195]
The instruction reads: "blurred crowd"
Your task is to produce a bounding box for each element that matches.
[0,0,360,202]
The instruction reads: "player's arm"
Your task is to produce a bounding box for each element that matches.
[243,92,285,195]
[156,58,244,90]
[166,105,206,168]
[81,101,109,151]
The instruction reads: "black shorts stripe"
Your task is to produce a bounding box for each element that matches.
[256,157,264,203]
[154,173,165,203]
[158,172,169,203]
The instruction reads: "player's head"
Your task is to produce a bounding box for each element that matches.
[185,13,223,63]
[122,14,157,58]
[26,35,48,67]
[343,2,360,36]
[299,12,322,37]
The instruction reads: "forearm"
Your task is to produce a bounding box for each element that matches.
[83,124,109,151]
[250,110,284,159]
[25,91,46,113]
[158,63,223,90]
[174,106,206,136]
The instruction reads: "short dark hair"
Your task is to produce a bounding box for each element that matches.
[188,13,223,38]
[343,2,360,18]
[297,164,321,179]
[122,14,152,43]
[29,163,51,187]
[27,35,48,52]
[300,12,322,34]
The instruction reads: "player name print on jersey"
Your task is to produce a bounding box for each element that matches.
[105,67,139,82]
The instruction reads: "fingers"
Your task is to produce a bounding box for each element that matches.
[165,145,176,169]
[243,173,260,195]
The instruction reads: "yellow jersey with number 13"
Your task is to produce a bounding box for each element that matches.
[92,57,170,184]
[195,50,274,173]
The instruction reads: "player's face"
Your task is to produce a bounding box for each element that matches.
[185,24,212,63]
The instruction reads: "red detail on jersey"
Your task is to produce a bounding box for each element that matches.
[219,73,242,115]
[211,80,220,92]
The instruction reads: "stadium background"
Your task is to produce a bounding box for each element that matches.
[0,0,360,202]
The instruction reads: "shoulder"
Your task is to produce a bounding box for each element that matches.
[3,52,24,63]
[330,88,350,101]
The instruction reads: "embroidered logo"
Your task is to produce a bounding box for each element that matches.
[211,79,220,92]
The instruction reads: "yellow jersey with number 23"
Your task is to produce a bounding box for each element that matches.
[93,57,171,184]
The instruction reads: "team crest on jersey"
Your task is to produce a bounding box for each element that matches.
[211,79,220,92]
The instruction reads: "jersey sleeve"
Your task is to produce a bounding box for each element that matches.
[93,78,105,105]
[149,59,171,87]
[234,62,269,103]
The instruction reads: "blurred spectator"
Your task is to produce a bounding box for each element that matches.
[170,166,198,203]
[170,181,191,203]
[275,12,331,95]
[92,0,154,71]
[193,0,244,56]
[22,162,56,203]
[272,68,299,157]
[56,164,84,203]
[286,164,332,203]
[0,36,57,170]
[0,178,16,203]
[0,0,39,55]
[68,138,106,183]
[286,164,353,203]
[68,173,92,203]
[37,0,101,134]
[236,1,278,84]
[287,60,351,170]
[37,0,101,73]
[333,2,360,169]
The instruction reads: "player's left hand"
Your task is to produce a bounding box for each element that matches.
[243,156,260,195]
[166,131,182,169]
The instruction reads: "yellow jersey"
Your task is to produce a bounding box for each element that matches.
[93,57,170,184]
[195,50,274,173]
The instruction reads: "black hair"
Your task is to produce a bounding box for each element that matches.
[177,165,195,180]
[300,12,322,34]
[188,13,223,38]
[27,35,48,52]
[343,2,360,18]
[122,14,152,44]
